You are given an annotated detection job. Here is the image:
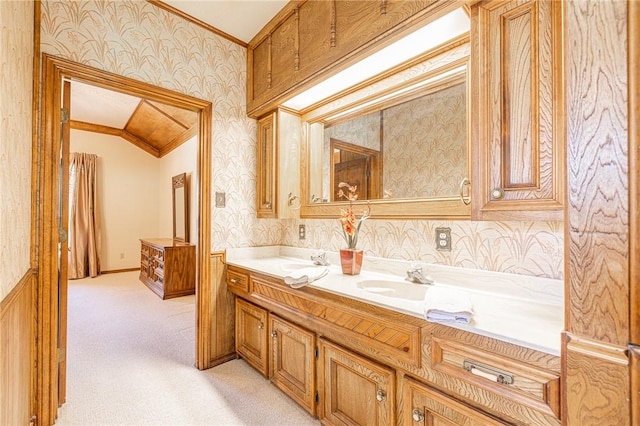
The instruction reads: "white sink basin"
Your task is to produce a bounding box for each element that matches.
[280,262,319,272]
[357,279,429,301]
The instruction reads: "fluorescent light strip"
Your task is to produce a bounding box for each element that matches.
[324,65,466,122]
[283,8,469,111]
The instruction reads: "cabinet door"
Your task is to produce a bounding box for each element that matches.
[471,0,563,221]
[269,315,316,415]
[402,376,508,426]
[235,298,268,376]
[256,112,277,218]
[318,338,395,426]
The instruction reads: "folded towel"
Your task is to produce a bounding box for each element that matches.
[284,267,329,289]
[424,286,473,324]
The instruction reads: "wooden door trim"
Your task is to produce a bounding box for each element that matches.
[36,54,213,425]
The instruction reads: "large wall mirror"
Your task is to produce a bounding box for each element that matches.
[172,173,189,242]
[301,58,471,219]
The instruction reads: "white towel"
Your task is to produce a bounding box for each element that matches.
[424,286,473,324]
[284,267,329,289]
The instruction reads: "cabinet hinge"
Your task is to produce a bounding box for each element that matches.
[315,391,319,405]
[58,347,66,363]
[61,107,70,124]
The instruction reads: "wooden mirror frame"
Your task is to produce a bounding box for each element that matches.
[172,172,189,242]
[300,56,472,220]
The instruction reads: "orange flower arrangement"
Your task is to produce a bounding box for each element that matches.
[337,182,371,250]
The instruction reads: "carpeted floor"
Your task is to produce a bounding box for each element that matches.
[55,271,320,426]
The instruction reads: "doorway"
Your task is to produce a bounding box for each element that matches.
[36,54,213,424]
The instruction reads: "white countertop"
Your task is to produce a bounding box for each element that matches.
[226,246,564,355]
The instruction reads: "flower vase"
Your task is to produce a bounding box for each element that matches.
[340,249,363,275]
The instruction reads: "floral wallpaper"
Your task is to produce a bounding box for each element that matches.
[1,1,34,301]
[40,1,564,280]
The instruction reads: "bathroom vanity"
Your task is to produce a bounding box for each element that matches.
[226,247,563,425]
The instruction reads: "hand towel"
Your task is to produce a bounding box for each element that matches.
[284,267,329,289]
[424,286,473,324]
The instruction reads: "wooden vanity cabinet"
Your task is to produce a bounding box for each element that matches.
[227,266,560,425]
[256,109,301,219]
[402,376,509,426]
[235,298,269,376]
[470,0,564,221]
[269,315,317,416]
[318,338,395,426]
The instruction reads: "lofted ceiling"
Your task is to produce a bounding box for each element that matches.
[70,1,287,157]
[70,81,198,158]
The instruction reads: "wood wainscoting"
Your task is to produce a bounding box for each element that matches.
[208,252,236,366]
[0,269,36,426]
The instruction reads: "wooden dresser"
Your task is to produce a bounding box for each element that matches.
[139,238,195,299]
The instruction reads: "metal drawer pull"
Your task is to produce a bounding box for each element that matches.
[412,408,425,422]
[229,278,240,284]
[463,360,514,385]
[376,389,387,402]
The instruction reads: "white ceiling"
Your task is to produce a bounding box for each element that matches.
[162,0,289,43]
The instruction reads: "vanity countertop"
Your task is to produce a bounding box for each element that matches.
[226,246,564,356]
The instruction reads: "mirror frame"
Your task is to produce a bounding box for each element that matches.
[300,56,472,220]
[172,172,189,242]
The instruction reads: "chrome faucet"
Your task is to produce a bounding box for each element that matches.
[405,263,433,285]
[311,251,330,266]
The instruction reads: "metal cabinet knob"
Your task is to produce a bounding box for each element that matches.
[412,408,425,422]
[491,188,505,200]
[270,331,277,338]
[376,389,387,402]
[258,322,264,330]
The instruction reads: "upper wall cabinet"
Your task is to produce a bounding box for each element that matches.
[256,108,301,219]
[246,0,461,118]
[470,0,564,221]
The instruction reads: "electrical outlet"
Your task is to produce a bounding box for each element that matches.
[215,192,226,208]
[435,227,451,251]
[298,224,306,240]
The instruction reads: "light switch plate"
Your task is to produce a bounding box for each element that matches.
[435,227,451,251]
[215,192,226,208]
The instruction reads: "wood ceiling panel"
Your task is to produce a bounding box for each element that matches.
[147,100,198,129]
[125,100,190,151]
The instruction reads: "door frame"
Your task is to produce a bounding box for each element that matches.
[36,54,213,425]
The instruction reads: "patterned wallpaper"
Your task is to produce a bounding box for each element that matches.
[1,1,34,300]
[383,82,466,198]
[40,1,564,280]
[41,0,280,252]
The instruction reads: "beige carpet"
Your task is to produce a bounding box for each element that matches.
[55,271,319,426]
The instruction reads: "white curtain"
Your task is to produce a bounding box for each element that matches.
[68,153,101,279]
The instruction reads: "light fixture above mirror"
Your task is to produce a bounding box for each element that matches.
[283,8,470,112]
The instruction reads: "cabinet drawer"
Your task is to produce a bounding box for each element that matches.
[227,269,249,293]
[402,376,509,425]
[431,337,560,420]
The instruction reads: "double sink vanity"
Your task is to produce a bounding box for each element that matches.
[225,246,563,425]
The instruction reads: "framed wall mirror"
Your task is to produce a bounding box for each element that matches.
[172,173,189,242]
[301,56,472,219]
